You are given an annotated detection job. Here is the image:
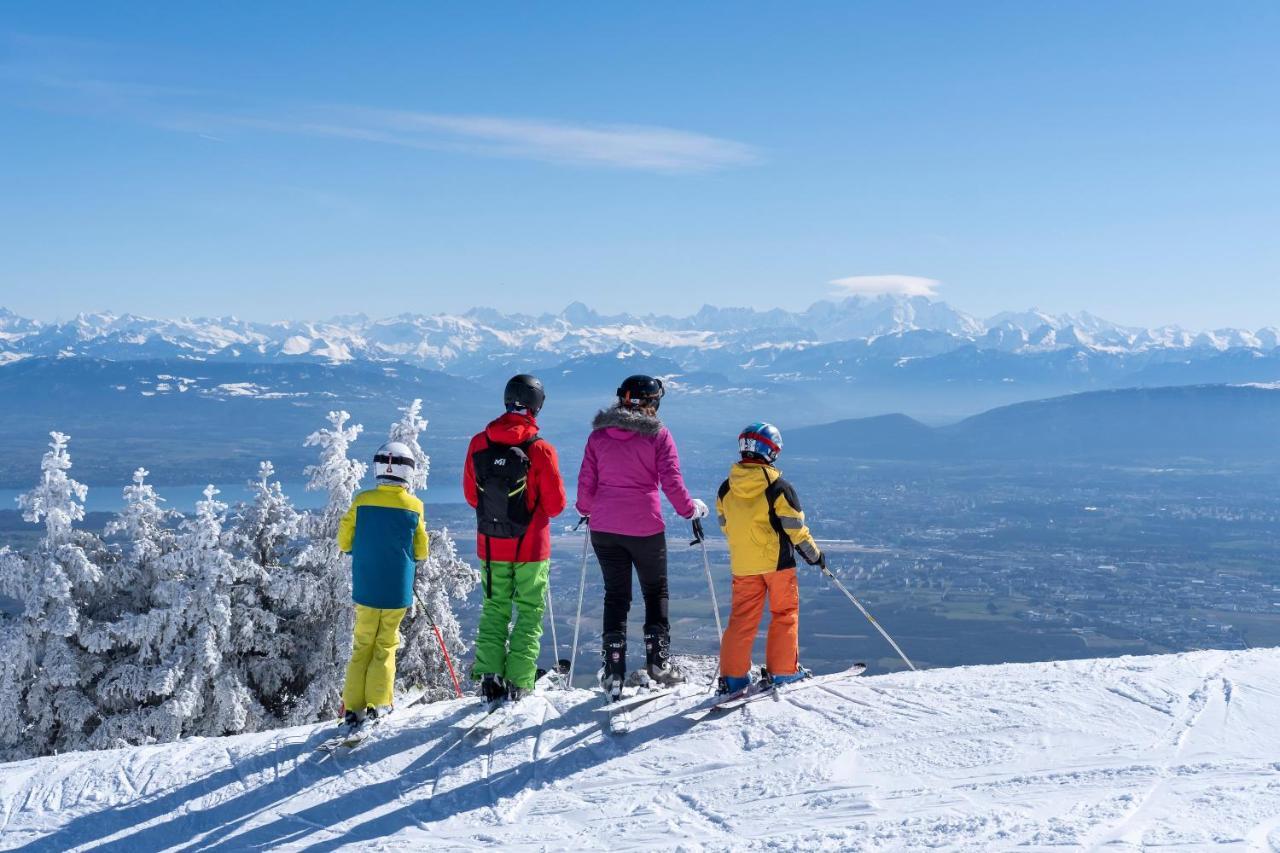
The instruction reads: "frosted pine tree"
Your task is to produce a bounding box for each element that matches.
[387,398,431,490]
[1,433,111,756]
[229,462,300,717]
[233,462,301,572]
[88,468,183,748]
[386,400,479,699]
[101,469,179,610]
[271,411,365,724]
[172,486,268,737]
[94,485,275,746]
[0,547,32,760]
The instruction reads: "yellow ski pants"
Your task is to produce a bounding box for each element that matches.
[343,604,407,712]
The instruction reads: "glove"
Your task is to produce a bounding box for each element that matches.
[812,551,827,571]
[688,498,709,520]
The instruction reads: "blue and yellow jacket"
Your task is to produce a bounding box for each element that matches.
[337,484,429,609]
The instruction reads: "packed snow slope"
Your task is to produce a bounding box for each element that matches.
[3,649,1278,851]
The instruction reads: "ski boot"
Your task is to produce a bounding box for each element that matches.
[340,709,365,736]
[480,673,507,704]
[506,682,524,702]
[643,626,686,687]
[717,674,750,695]
[598,631,626,702]
[763,665,813,687]
[365,704,393,722]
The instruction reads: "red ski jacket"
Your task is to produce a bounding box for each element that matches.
[462,412,567,563]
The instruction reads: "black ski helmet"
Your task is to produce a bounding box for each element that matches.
[504,373,545,416]
[617,374,665,410]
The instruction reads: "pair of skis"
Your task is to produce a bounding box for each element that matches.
[451,662,567,744]
[313,686,434,757]
[593,681,701,734]
[314,721,380,757]
[594,662,866,733]
[706,662,867,714]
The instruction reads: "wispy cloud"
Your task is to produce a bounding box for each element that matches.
[1,34,758,174]
[172,107,759,174]
[830,275,941,298]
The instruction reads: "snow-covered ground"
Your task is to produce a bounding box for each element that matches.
[2,649,1278,851]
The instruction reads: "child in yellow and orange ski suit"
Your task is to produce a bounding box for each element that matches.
[715,422,824,693]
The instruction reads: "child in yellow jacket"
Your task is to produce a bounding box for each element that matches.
[716,422,824,694]
[336,441,429,732]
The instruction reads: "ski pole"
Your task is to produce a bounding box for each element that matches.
[566,517,590,689]
[544,576,561,680]
[819,564,917,672]
[415,590,465,698]
[691,519,724,687]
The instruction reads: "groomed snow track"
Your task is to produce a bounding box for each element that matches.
[2,649,1278,851]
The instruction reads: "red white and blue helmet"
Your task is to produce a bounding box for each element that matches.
[738,422,782,463]
[374,441,417,485]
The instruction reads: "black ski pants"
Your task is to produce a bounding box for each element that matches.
[591,530,669,637]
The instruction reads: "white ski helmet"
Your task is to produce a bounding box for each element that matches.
[374,441,417,485]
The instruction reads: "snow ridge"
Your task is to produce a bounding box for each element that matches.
[2,649,1277,851]
[1,298,1276,372]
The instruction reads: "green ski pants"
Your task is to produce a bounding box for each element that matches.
[473,559,549,689]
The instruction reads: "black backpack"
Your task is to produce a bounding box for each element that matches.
[472,436,542,540]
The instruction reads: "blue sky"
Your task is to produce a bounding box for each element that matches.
[1,3,1277,328]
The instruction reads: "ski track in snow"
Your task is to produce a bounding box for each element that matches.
[2,649,1280,851]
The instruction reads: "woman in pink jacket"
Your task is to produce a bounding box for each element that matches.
[576,374,708,698]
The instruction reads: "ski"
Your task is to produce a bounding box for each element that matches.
[604,695,632,736]
[590,682,697,715]
[462,693,547,745]
[311,685,432,756]
[708,663,867,714]
[314,715,385,756]
[452,697,507,738]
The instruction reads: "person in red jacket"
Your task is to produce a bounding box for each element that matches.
[463,374,567,702]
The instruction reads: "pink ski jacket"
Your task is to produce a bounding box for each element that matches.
[575,406,697,537]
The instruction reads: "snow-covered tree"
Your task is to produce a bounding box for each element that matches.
[0,546,33,759]
[387,398,431,490]
[93,485,278,746]
[229,462,301,717]
[386,400,478,699]
[87,469,182,748]
[173,486,268,737]
[100,468,180,610]
[0,433,112,757]
[271,411,365,724]
[232,462,301,572]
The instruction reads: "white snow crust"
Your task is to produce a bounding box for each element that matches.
[2,649,1278,851]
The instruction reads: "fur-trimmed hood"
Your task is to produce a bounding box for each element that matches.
[591,405,664,436]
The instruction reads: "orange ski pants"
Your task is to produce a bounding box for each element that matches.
[719,569,800,678]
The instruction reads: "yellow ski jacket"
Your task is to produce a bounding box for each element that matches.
[716,462,821,576]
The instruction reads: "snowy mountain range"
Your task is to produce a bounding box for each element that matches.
[2,296,1278,486]
[2,296,1277,374]
[2,648,1275,850]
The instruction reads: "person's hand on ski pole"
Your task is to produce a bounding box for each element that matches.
[687,498,709,520]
